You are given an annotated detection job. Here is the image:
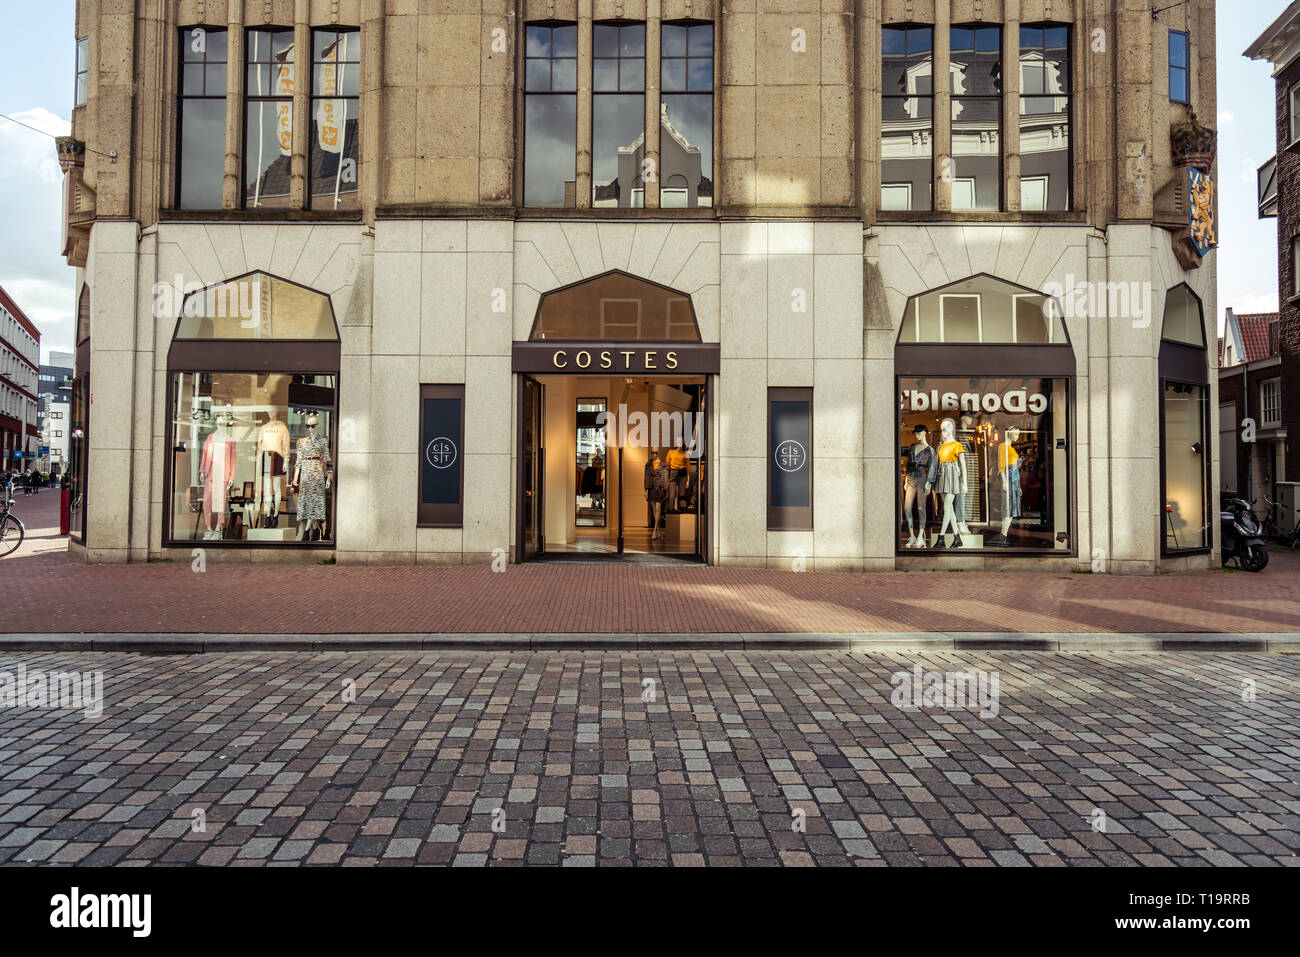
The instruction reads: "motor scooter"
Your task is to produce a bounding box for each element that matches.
[1221,494,1268,572]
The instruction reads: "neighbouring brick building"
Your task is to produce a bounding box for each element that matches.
[58,1,1220,573]
[1218,309,1281,506]
[1246,2,1300,529]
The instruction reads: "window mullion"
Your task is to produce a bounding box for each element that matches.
[644,16,661,208]
[933,10,952,213]
[576,14,593,209]
[1003,19,1019,213]
[290,21,310,209]
[224,15,243,210]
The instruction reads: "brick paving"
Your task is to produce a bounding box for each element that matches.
[0,649,1297,866]
[6,491,1300,635]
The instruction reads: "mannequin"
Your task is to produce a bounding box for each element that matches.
[254,411,290,527]
[291,413,332,541]
[902,424,936,548]
[198,410,238,540]
[934,417,967,549]
[644,449,669,542]
[665,441,690,512]
[954,415,975,536]
[992,426,1022,545]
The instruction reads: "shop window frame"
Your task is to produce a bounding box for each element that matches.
[894,273,1076,558]
[1158,283,1211,557]
[161,271,341,550]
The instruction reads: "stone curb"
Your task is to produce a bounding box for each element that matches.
[0,632,1298,653]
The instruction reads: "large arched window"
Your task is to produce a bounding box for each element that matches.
[895,274,1073,556]
[529,269,700,341]
[1160,284,1211,554]
[165,273,340,549]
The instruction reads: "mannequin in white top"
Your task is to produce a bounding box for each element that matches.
[935,417,968,549]
[254,411,289,526]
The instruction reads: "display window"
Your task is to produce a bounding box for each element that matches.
[164,272,341,547]
[169,374,337,543]
[894,273,1075,556]
[1158,284,1211,554]
[897,377,1070,551]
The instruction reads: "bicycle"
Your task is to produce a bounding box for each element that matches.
[1261,496,1300,551]
[0,496,24,558]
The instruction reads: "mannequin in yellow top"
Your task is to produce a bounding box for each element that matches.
[665,443,690,511]
[993,426,1022,544]
[934,418,968,548]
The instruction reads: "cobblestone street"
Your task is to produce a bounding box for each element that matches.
[1,649,1296,867]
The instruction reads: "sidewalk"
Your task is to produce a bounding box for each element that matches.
[4,491,1299,636]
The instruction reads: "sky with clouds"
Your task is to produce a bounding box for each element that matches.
[0,3,1289,361]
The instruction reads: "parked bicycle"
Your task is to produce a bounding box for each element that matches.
[0,495,24,558]
[1261,496,1300,551]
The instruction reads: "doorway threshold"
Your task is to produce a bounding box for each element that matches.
[531,552,705,566]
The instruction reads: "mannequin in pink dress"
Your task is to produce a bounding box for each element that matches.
[198,412,238,539]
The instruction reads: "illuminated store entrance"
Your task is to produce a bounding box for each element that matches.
[513,270,718,563]
[519,374,708,561]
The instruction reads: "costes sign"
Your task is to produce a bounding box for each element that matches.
[511,342,721,375]
[900,388,1049,415]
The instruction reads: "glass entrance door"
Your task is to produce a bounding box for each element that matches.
[693,380,708,561]
[521,375,544,559]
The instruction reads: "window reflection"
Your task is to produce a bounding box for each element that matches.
[525,23,578,207]
[244,29,294,209]
[593,22,645,207]
[950,25,1001,211]
[659,23,713,208]
[881,26,933,211]
[1019,25,1070,211]
[178,27,227,209]
[310,29,360,210]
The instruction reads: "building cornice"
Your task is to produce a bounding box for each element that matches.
[1245,1,1300,72]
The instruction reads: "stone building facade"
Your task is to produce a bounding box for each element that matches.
[60,0,1220,573]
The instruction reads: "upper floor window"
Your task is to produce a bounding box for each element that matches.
[310,29,360,210]
[592,22,645,207]
[1261,379,1282,429]
[244,29,295,209]
[1169,31,1189,104]
[881,25,934,212]
[1019,25,1070,211]
[177,27,228,209]
[524,19,712,209]
[950,26,1002,211]
[1293,237,1300,297]
[524,23,578,207]
[1290,86,1300,145]
[74,37,88,107]
[660,22,713,208]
